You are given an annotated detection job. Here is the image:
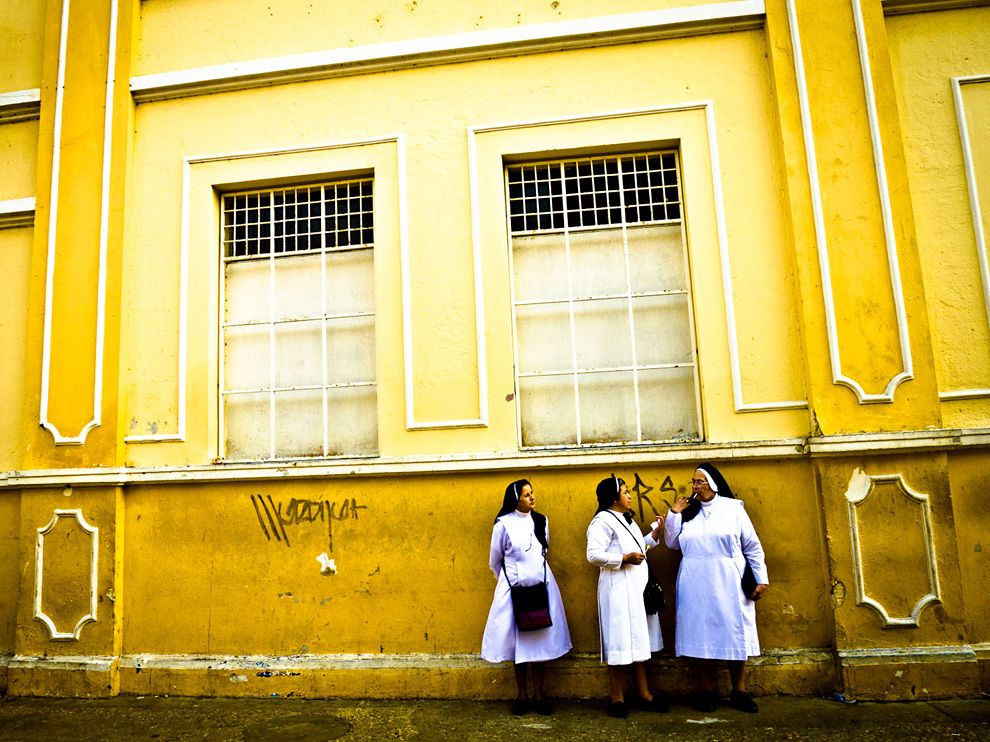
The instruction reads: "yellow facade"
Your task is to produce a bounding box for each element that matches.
[1,0,988,700]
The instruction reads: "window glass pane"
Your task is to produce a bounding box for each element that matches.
[225,392,270,459]
[573,298,631,370]
[518,375,577,447]
[274,320,322,387]
[274,252,323,321]
[511,233,568,303]
[578,370,637,444]
[274,389,324,458]
[326,249,374,316]
[225,260,270,324]
[515,303,571,374]
[327,385,378,455]
[568,229,626,298]
[638,367,700,441]
[633,295,694,366]
[326,315,376,384]
[224,324,270,390]
[627,224,686,293]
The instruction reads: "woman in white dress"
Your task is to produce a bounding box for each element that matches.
[586,475,668,718]
[664,462,768,713]
[481,479,572,715]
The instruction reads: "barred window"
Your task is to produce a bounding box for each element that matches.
[221,178,377,460]
[507,151,701,447]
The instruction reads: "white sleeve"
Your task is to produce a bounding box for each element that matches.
[586,517,623,570]
[488,522,506,577]
[739,505,768,584]
[663,511,682,550]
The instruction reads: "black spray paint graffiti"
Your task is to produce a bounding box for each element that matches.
[629,472,678,522]
[250,494,368,551]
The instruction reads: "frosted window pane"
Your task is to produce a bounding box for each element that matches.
[519,375,577,447]
[573,299,631,369]
[515,303,572,374]
[328,385,378,455]
[274,252,322,321]
[627,224,686,293]
[225,393,269,459]
[569,229,626,298]
[274,389,324,458]
[225,324,270,389]
[225,260,270,324]
[512,233,568,303]
[327,315,376,384]
[326,250,374,315]
[578,371,637,444]
[633,295,694,366]
[639,367,700,441]
[274,320,322,387]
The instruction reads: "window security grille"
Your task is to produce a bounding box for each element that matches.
[221,178,377,460]
[507,151,701,447]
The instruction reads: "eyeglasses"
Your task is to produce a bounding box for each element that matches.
[690,479,709,486]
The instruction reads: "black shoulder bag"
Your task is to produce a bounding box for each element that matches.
[606,511,665,615]
[502,552,553,632]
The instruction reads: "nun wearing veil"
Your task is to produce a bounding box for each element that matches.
[586,475,668,718]
[481,479,571,716]
[664,462,768,713]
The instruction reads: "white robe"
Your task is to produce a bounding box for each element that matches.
[481,511,572,664]
[664,495,768,661]
[586,510,663,666]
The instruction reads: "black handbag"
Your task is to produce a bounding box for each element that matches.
[503,559,553,632]
[741,563,757,599]
[607,511,664,614]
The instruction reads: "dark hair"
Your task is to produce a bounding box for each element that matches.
[595,475,625,513]
[682,462,735,523]
[494,478,548,551]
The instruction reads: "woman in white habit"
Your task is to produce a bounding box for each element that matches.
[481,479,571,716]
[664,462,768,713]
[586,475,668,718]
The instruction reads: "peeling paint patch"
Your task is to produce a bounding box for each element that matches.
[229,674,248,683]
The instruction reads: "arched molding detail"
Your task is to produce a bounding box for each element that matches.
[845,469,941,627]
[34,509,100,641]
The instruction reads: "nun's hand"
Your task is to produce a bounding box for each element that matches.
[622,551,646,565]
[670,494,692,513]
[650,517,663,541]
[751,584,768,602]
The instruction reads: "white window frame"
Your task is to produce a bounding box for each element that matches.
[505,150,703,449]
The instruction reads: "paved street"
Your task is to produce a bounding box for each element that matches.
[0,695,987,741]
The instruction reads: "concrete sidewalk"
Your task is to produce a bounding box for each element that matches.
[0,695,987,741]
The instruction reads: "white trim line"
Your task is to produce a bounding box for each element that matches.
[0,87,41,123]
[469,102,806,416]
[941,74,990,402]
[0,197,36,230]
[845,470,941,627]
[838,645,977,664]
[34,509,99,641]
[40,0,120,445]
[784,0,913,404]
[882,0,990,15]
[9,655,115,672]
[129,1,766,103]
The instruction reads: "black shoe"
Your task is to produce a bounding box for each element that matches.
[607,701,628,719]
[511,698,529,716]
[633,695,669,713]
[729,690,758,713]
[532,698,554,716]
[692,691,717,713]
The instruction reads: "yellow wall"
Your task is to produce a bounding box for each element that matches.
[0,0,47,91]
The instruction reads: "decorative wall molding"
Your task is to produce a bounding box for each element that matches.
[129,1,766,103]
[806,428,960,456]
[470,102,806,417]
[39,0,121,445]
[0,88,41,123]
[845,469,941,627]
[9,654,115,672]
[941,74,990,402]
[838,644,977,664]
[784,0,913,404]
[0,197,36,230]
[882,0,990,16]
[34,509,99,641]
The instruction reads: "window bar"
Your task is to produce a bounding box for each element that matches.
[320,184,330,458]
[267,193,277,460]
[559,162,582,445]
[617,158,643,442]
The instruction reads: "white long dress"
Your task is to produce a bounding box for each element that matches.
[586,510,663,666]
[481,511,572,664]
[664,495,768,661]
